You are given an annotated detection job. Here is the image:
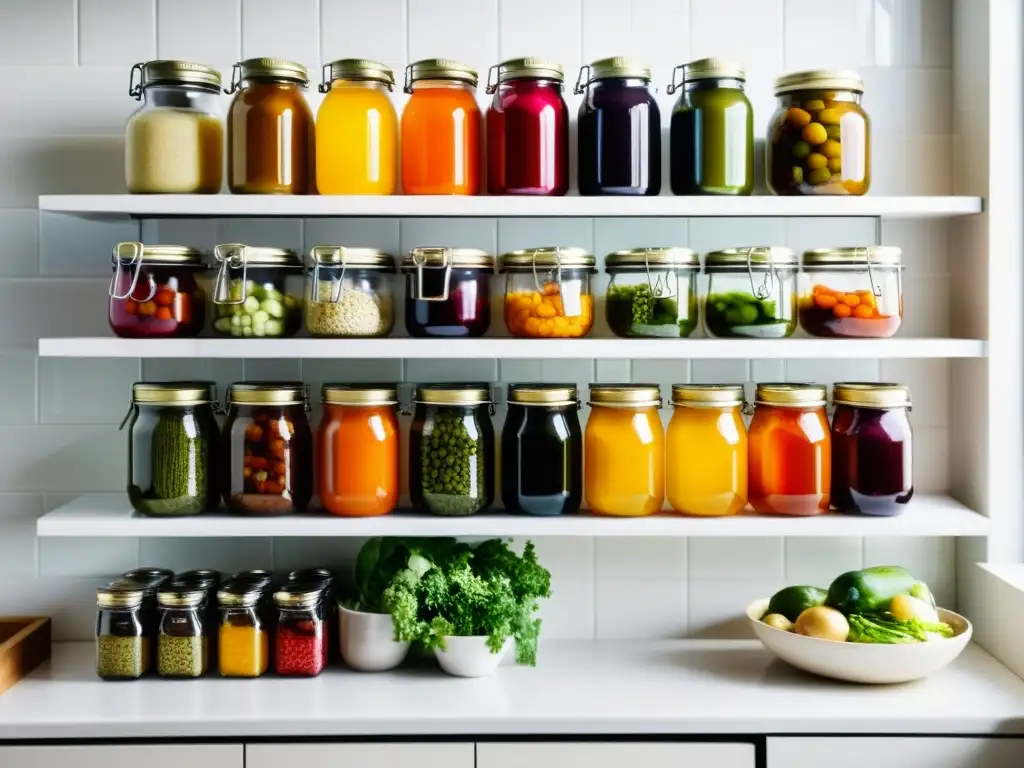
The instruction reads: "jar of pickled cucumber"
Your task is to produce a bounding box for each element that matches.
[767,70,869,195]
[211,244,304,337]
[702,248,798,338]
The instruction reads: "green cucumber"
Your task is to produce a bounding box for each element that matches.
[766,585,827,622]
[826,566,922,615]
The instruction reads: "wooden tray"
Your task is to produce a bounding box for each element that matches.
[0,617,51,696]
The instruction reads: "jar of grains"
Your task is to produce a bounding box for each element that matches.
[96,584,147,680]
[304,246,396,337]
[157,585,207,678]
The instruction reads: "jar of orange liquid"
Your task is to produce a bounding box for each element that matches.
[584,384,664,516]
[317,385,399,516]
[316,59,398,195]
[401,59,481,195]
[748,383,830,515]
[666,384,748,516]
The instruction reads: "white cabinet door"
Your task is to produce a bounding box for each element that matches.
[0,745,242,768]
[768,738,1024,768]
[246,743,474,768]
[477,742,756,768]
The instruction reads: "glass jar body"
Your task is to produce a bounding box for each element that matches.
[228,79,315,194]
[748,403,831,515]
[666,405,747,516]
[222,402,313,515]
[402,80,481,195]
[799,267,902,338]
[703,268,797,338]
[503,268,594,338]
[212,266,304,338]
[158,605,206,678]
[831,404,913,515]
[767,89,870,195]
[316,80,398,194]
[109,263,206,338]
[219,605,269,677]
[501,403,582,516]
[410,403,494,516]
[578,78,661,195]
[96,606,146,680]
[487,77,569,195]
[405,268,491,337]
[606,269,698,338]
[584,404,664,516]
[304,266,394,337]
[126,84,224,194]
[276,606,325,676]
[670,80,754,195]
[127,402,220,516]
[318,403,400,516]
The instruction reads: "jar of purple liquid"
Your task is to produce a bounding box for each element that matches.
[402,247,494,337]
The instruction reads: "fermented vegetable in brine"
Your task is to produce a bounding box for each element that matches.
[212,279,301,338]
[704,292,793,338]
[418,409,489,515]
[606,284,697,338]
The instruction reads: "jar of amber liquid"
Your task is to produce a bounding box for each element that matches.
[226,58,315,194]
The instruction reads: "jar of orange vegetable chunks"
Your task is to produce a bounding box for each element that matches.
[500,247,596,338]
[799,247,902,338]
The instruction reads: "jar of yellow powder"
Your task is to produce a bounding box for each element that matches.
[217,582,269,677]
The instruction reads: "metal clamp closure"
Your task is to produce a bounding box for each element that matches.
[402,64,414,94]
[213,244,248,305]
[666,64,684,95]
[861,247,883,298]
[109,241,157,303]
[745,247,776,300]
[318,63,332,94]
[311,246,347,304]
[643,248,674,300]
[573,64,591,95]
[410,248,453,302]
[485,64,500,94]
[128,63,145,100]
[225,63,242,94]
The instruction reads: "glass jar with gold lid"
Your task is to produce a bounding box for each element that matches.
[767,69,869,195]
[799,246,903,338]
[403,247,495,337]
[221,383,314,515]
[96,584,147,680]
[304,247,396,337]
[605,247,700,338]
[126,60,224,193]
[108,242,208,338]
[226,58,315,195]
[501,247,596,338]
[123,382,220,517]
[211,244,304,337]
[703,247,798,338]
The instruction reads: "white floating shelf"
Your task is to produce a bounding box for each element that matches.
[38,337,987,359]
[38,194,984,219]
[38,494,989,538]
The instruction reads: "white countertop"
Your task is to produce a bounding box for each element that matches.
[0,641,1022,739]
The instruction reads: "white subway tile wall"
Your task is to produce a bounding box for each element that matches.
[0,0,954,640]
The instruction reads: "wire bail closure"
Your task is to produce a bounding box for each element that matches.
[531,247,565,295]
[310,246,349,304]
[666,64,685,95]
[213,244,249,305]
[643,248,673,299]
[410,247,453,302]
[860,247,883,298]
[109,241,157,303]
[485,64,501,94]
[225,63,243,94]
[128,63,145,100]
[745,247,776,300]
[573,65,591,95]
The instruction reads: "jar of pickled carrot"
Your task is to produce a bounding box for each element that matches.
[666,384,747,516]
[584,384,664,516]
[318,385,399,517]
[500,247,596,338]
[748,383,830,516]
[402,59,481,195]
[316,59,397,195]
[799,247,903,338]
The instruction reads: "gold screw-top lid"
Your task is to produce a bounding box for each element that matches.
[605,247,699,271]
[97,584,145,608]
[491,57,564,85]
[801,247,903,267]
[274,585,323,608]
[322,58,396,90]
[414,384,492,406]
[217,583,263,608]
[236,57,308,84]
[589,384,662,408]
[832,382,911,408]
[228,382,306,406]
[157,585,205,608]
[671,384,745,407]
[322,385,399,407]
[500,247,595,272]
[683,58,745,82]
[405,58,479,90]
[774,69,863,95]
[755,383,828,407]
[111,243,206,267]
[401,247,495,271]
[704,247,798,270]
[587,56,652,81]
[132,382,216,407]
[309,246,396,270]
[132,60,221,91]
[507,384,578,407]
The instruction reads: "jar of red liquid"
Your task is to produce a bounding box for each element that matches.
[402,247,494,337]
[831,383,913,515]
[799,247,903,338]
[485,58,569,196]
[273,585,326,677]
[749,383,830,516]
[108,242,207,338]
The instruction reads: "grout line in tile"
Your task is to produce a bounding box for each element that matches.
[74,0,81,66]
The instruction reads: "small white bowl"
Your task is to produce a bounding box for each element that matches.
[747,597,972,684]
[434,635,511,677]
[338,604,411,672]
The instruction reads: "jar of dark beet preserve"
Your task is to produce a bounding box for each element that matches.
[485,58,569,195]
[575,57,661,195]
[501,384,582,516]
[402,247,494,337]
[831,383,913,516]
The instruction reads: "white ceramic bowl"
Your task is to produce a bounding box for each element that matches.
[746,597,973,684]
[338,604,411,672]
[434,636,511,677]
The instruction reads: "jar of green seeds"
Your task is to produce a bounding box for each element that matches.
[410,384,495,516]
[96,584,147,680]
[157,585,207,678]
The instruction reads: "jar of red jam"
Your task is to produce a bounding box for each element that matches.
[831,383,913,516]
[485,58,569,196]
[402,247,494,337]
[108,242,207,338]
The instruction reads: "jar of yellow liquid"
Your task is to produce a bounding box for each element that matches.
[316,59,398,195]
[666,384,748,516]
[584,384,663,516]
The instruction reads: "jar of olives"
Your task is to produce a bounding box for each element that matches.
[703,248,798,338]
[410,384,495,516]
[605,248,699,338]
[767,70,869,195]
[211,244,304,337]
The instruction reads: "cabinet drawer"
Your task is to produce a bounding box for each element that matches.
[246,743,474,768]
[476,742,756,768]
[768,737,1024,768]
[0,745,242,768]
